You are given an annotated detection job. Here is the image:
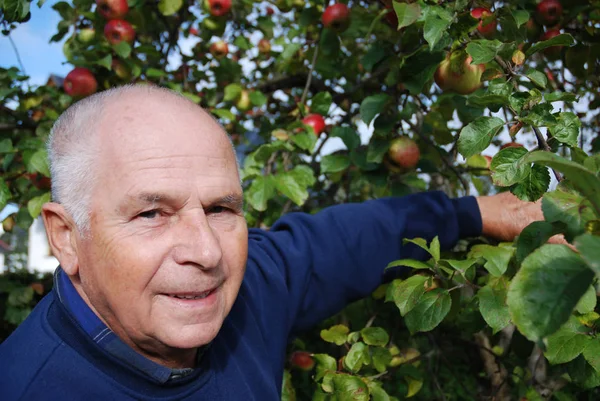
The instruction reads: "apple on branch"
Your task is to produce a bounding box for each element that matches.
[470,7,497,38]
[205,0,231,17]
[536,0,563,26]
[388,137,420,170]
[258,39,271,55]
[64,67,98,98]
[104,19,135,46]
[236,90,251,111]
[95,0,128,19]
[289,351,314,371]
[434,51,485,95]
[302,114,326,136]
[322,3,350,33]
[540,28,563,59]
[210,40,229,59]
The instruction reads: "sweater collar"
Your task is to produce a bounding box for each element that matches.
[53,267,197,384]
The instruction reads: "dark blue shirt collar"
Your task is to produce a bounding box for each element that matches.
[53,267,195,384]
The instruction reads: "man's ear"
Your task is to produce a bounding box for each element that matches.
[41,202,80,276]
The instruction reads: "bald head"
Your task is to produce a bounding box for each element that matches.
[48,85,238,233]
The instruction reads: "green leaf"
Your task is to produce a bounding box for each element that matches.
[360,327,389,347]
[511,163,550,202]
[330,126,360,151]
[361,46,387,72]
[574,234,600,277]
[158,0,182,15]
[224,83,243,102]
[279,43,302,62]
[392,275,428,316]
[370,347,392,374]
[526,33,575,57]
[246,176,275,212]
[392,2,421,30]
[320,324,349,345]
[290,132,317,152]
[430,236,440,262]
[211,108,236,121]
[507,244,595,341]
[511,9,530,27]
[549,112,581,148]
[423,7,452,50]
[27,149,50,176]
[520,103,556,127]
[233,35,251,51]
[545,91,577,103]
[543,191,597,242]
[2,0,30,22]
[146,68,166,78]
[490,146,530,187]
[96,54,112,70]
[0,139,13,153]
[525,69,547,89]
[516,221,566,263]
[330,373,370,400]
[469,244,514,277]
[545,316,591,364]
[249,91,267,107]
[575,285,597,314]
[344,342,370,373]
[320,154,350,174]
[458,117,504,158]
[281,369,296,401]
[404,289,452,334]
[466,40,504,64]
[568,355,600,389]
[360,94,391,125]
[27,192,51,219]
[313,354,337,381]
[0,179,11,210]
[275,173,309,206]
[113,41,132,59]
[386,259,431,270]
[582,339,600,372]
[310,92,332,116]
[478,277,511,334]
[524,151,600,216]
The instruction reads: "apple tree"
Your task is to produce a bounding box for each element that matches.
[2,0,600,399]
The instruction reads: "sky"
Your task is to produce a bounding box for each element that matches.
[1,1,71,85]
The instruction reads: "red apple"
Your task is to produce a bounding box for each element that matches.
[64,67,98,98]
[210,40,229,59]
[500,142,524,150]
[536,0,563,26]
[540,29,563,59]
[266,6,274,16]
[290,351,315,371]
[207,0,231,17]
[322,3,350,33]
[483,155,492,169]
[104,19,135,45]
[189,27,199,36]
[470,8,497,37]
[434,51,486,95]
[388,137,420,169]
[258,39,271,54]
[96,0,128,19]
[302,114,326,136]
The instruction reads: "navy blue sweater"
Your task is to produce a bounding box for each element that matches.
[0,193,481,400]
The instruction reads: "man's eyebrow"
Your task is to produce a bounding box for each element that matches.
[122,192,244,210]
[214,193,244,211]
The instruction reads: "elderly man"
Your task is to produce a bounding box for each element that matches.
[0,85,541,400]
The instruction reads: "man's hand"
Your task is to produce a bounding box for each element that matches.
[476,192,545,242]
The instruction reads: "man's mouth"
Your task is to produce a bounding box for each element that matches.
[168,290,213,300]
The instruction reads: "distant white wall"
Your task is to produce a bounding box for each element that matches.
[27,218,57,273]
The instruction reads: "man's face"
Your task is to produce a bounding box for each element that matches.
[74,95,248,364]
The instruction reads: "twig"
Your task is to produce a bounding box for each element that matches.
[299,44,320,114]
[532,126,562,182]
[8,35,26,75]
[473,331,511,401]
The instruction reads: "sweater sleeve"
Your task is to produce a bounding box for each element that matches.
[246,191,482,336]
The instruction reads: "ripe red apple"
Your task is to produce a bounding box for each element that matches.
[266,6,274,16]
[470,7,497,37]
[258,39,271,54]
[290,351,315,371]
[236,90,251,111]
[434,51,486,95]
[536,0,563,26]
[388,137,420,169]
[210,40,229,59]
[540,29,563,59]
[104,19,135,45]
[96,0,128,19]
[500,142,524,150]
[64,67,98,98]
[483,155,492,169]
[302,114,326,136]
[189,27,198,36]
[207,0,231,17]
[322,3,350,33]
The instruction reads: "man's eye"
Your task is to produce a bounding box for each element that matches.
[208,206,229,214]
[138,209,159,219]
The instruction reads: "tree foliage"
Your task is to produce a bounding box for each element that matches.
[2,0,600,399]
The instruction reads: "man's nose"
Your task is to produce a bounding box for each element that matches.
[172,211,223,269]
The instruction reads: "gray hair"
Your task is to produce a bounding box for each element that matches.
[47,84,238,234]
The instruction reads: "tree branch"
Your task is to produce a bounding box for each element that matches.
[474,331,511,401]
